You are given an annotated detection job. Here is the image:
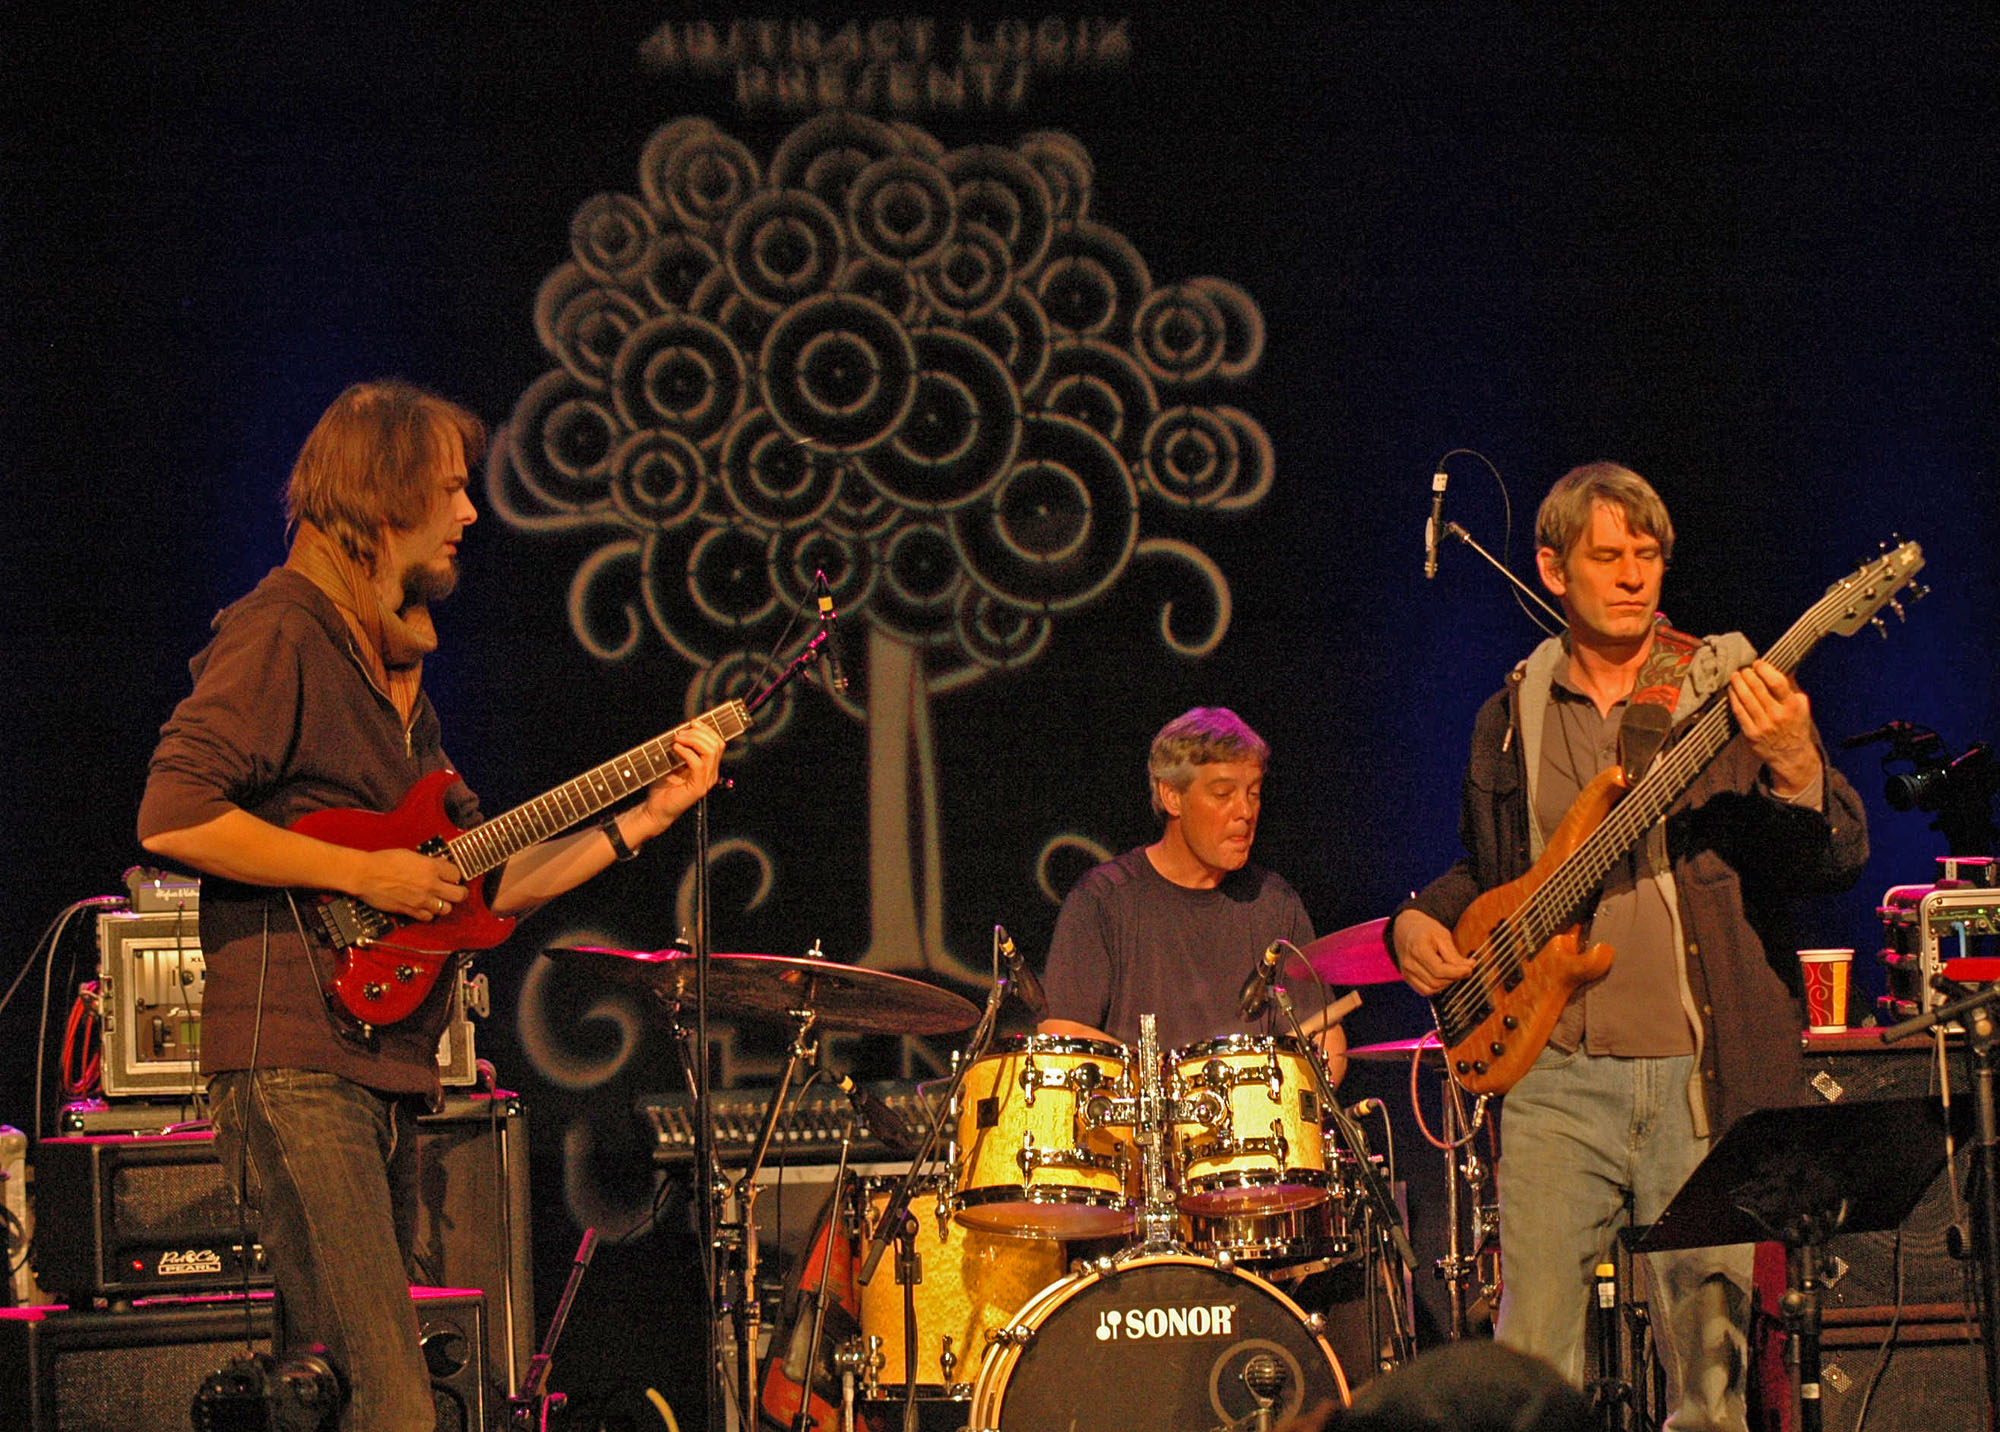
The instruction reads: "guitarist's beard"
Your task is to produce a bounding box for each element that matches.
[402,556,459,606]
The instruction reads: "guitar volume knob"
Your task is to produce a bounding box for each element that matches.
[395,965,416,983]
[362,982,385,1001]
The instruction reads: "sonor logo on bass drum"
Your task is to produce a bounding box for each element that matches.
[157,1248,226,1276]
[1094,1303,1238,1341]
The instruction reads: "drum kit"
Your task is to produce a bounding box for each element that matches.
[553,920,1475,1432]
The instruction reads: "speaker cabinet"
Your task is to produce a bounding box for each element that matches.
[34,1094,534,1405]
[0,1285,484,1432]
[1799,1033,1975,1310]
[1819,1304,1983,1431]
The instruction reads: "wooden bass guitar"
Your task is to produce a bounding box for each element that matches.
[1430,541,1925,1095]
[294,700,751,1030]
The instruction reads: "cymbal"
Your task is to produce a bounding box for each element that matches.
[550,947,982,1036]
[1345,1035,1448,1064]
[1300,918,1400,986]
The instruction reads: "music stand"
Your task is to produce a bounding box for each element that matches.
[1635,1094,1969,1432]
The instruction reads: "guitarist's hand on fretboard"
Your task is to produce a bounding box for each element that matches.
[1391,907,1475,997]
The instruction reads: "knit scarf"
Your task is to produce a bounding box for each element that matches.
[285,522,436,724]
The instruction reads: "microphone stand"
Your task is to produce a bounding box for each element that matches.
[1441,520,1567,628]
[789,1118,856,1432]
[856,941,1011,1294]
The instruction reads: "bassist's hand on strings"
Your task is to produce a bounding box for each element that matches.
[354,847,467,922]
[1726,658,1823,800]
[1391,908,1476,997]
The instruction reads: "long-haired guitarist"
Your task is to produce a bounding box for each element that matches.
[1387,463,1868,1430]
[136,380,723,1432]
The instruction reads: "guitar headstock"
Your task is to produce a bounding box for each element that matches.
[1825,539,1925,638]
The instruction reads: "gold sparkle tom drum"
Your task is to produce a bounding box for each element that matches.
[952,1035,1137,1238]
[1170,1034,1330,1215]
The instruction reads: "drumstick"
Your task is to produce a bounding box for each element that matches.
[1295,989,1362,1038]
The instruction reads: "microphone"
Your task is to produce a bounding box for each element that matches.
[817,1055,917,1157]
[996,926,1047,1017]
[814,570,849,694]
[1424,468,1449,579]
[1237,940,1291,1020]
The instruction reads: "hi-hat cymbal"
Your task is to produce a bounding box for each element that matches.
[1345,1035,1448,1064]
[550,946,982,1036]
[1300,918,1400,986]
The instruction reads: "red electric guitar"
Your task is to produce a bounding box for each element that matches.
[294,700,750,1030]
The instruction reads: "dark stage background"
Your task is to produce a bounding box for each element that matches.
[6,4,1996,1424]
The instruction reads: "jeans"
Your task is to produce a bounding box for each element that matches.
[210,1068,436,1432]
[1495,1048,1753,1432]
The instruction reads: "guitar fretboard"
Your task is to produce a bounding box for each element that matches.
[446,701,750,878]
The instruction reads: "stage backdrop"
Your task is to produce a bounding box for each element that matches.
[6,4,1995,1423]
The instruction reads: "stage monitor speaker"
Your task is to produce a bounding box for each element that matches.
[0,1285,484,1432]
[1799,1035,1976,1311]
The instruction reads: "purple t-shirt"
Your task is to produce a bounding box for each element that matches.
[1042,846,1316,1053]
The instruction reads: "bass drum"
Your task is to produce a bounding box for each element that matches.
[968,1255,1349,1432]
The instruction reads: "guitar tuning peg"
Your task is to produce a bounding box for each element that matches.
[1889,598,1906,621]
[1870,615,1889,638]
[1910,582,1929,602]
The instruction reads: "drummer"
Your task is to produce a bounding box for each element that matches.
[1036,706,1348,1082]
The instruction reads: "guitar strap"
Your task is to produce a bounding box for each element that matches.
[1617,617,1703,780]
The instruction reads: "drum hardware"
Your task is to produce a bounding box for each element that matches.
[555,936,982,1432]
[1256,959,1419,1367]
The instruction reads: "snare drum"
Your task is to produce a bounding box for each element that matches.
[855,1178,1067,1400]
[1170,1034,1329,1214]
[968,1254,1349,1431]
[953,1035,1137,1238]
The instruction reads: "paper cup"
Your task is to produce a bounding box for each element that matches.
[1799,948,1853,1033]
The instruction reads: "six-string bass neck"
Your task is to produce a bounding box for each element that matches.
[1428,540,1927,1096]
[295,701,752,1030]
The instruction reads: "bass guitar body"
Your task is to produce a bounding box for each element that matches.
[292,769,516,1029]
[1434,766,1627,1095]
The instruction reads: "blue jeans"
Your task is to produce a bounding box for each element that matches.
[1495,1048,1754,1432]
[209,1068,436,1432]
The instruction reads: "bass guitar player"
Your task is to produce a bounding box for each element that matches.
[1388,462,1869,1432]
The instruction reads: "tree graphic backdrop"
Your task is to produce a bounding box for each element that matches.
[489,109,1274,980]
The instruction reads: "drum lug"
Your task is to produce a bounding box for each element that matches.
[1305,1310,1327,1334]
[1215,1249,1235,1270]
[991,1322,1039,1348]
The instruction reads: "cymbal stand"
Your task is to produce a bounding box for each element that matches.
[1270,987,1418,1360]
[1434,1076,1496,1339]
[726,1001,824,1426]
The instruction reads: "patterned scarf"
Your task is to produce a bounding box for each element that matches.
[284,522,436,724]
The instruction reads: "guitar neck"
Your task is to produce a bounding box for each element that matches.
[444,700,750,878]
[1511,610,1831,953]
